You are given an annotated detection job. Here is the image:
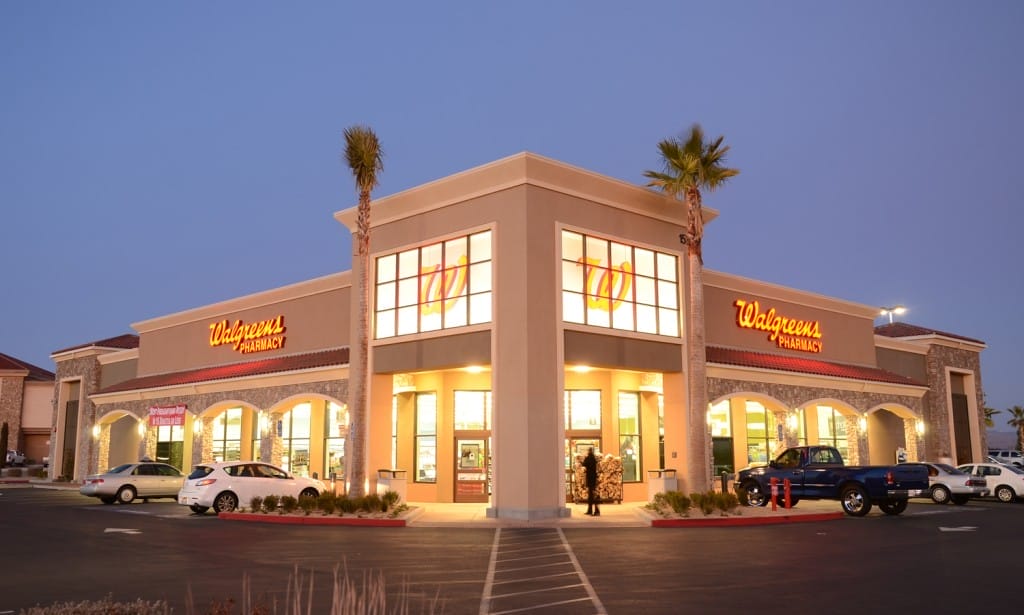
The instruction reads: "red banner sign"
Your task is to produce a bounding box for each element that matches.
[148,404,187,427]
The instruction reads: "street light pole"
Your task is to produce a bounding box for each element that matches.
[879,305,907,324]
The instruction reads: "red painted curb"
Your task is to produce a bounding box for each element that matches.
[218,512,406,527]
[651,512,845,527]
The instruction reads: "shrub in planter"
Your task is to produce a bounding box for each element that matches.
[262,494,280,513]
[250,496,264,513]
[337,496,358,514]
[360,493,382,513]
[664,490,691,515]
[736,484,750,506]
[298,493,317,515]
[714,491,740,515]
[280,495,298,514]
[381,490,400,512]
[317,492,337,515]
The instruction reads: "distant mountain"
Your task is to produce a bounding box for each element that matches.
[986,430,1019,449]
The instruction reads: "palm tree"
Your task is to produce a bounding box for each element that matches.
[644,124,738,492]
[1007,405,1024,451]
[983,406,1001,429]
[343,125,383,498]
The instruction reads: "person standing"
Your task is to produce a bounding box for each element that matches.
[583,447,600,516]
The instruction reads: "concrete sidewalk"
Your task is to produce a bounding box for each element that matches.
[405,499,845,528]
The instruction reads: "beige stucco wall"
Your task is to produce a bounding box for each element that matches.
[133,275,350,376]
[21,381,53,429]
[704,271,879,366]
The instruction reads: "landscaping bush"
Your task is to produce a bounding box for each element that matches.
[317,492,337,515]
[262,494,280,513]
[280,495,298,514]
[298,493,317,515]
[381,490,400,512]
[19,595,169,614]
[337,496,358,514]
[360,493,382,513]
[714,491,740,515]
[249,496,263,513]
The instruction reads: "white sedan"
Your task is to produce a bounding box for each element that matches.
[920,462,988,504]
[958,462,1024,503]
[178,461,327,514]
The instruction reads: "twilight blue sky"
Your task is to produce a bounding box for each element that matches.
[2,2,1021,430]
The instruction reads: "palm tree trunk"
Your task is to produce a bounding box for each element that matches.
[686,246,710,493]
[348,189,372,498]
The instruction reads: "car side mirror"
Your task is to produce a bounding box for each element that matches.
[768,460,778,469]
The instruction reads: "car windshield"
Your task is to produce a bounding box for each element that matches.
[1005,465,1024,475]
[106,464,134,474]
[187,466,215,480]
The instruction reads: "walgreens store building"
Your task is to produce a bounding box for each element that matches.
[49,153,987,521]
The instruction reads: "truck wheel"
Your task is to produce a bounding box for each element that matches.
[840,484,872,517]
[742,481,768,507]
[878,499,908,515]
[951,494,970,505]
[930,485,951,504]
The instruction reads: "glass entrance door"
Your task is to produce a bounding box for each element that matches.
[455,437,490,503]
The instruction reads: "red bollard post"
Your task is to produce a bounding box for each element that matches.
[783,478,792,509]
[770,477,778,511]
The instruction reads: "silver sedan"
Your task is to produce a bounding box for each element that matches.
[80,461,185,504]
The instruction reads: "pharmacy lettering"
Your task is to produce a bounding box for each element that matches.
[149,404,186,427]
[209,315,287,354]
[733,299,823,353]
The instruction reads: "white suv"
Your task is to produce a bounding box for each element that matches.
[988,450,1024,468]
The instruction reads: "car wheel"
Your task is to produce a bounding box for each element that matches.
[930,485,951,504]
[951,494,970,505]
[840,484,872,517]
[742,481,768,507]
[300,488,319,500]
[879,499,909,515]
[99,496,116,505]
[116,486,137,504]
[213,492,238,514]
[189,504,210,514]
[995,485,1016,503]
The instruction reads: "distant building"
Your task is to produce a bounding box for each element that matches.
[0,352,55,463]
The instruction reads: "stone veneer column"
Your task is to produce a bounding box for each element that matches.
[198,417,213,465]
[903,418,921,461]
[143,427,157,460]
[845,415,867,465]
[0,377,24,453]
[97,425,111,472]
[263,411,283,467]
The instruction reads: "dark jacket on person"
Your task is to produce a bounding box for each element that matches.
[583,451,598,488]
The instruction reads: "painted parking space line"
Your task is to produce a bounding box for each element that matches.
[480,528,605,615]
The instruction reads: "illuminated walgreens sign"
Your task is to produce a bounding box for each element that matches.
[580,257,633,312]
[419,255,468,315]
[733,299,822,353]
[209,315,286,354]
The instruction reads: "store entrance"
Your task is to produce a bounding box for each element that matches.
[565,438,601,503]
[454,436,490,503]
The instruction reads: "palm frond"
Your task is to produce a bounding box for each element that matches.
[343,125,383,192]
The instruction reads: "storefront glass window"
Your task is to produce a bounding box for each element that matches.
[454,391,492,430]
[280,402,311,477]
[658,394,665,469]
[415,392,437,483]
[816,406,849,461]
[156,425,184,470]
[565,390,601,430]
[391,396,398,470]
[710,400,735,478]
[745,401,778,465]
[252,413,262,462]
[618,392,641,482]
[324,401,348,482]
[375,230,492,339]
[561,230,680,337]
[211,407,243,462]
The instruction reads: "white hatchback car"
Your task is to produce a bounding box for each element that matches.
[178,461,327,514]
[958,462,1024,503]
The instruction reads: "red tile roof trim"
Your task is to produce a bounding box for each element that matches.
[97,348,350,395]
[874,322,984,345]
[53,334,140,355]
[706,346,925,387]
[0,352,55,381]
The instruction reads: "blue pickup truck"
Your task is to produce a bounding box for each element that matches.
[735,445,930,516]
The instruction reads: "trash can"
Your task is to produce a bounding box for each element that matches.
[376,468,407,503]
[647,468,678,502]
